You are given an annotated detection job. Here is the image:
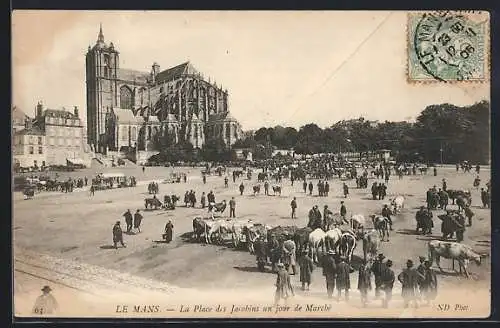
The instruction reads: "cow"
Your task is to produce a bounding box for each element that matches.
[370,214,390,242]
[253,185,261,196]
[324,228,343,254]
[211,200,227,215]
[339,231,357,263]
[362,229,381,262]
[242,223,269,254]
[145,197,162,210]
[390,195,405,214]
[192,217,213,243]
[207,219,234,245]
[324,213,348,231]
[447,189,471,205]
[272,186,282,196]
[428,240,487,278]
[308,228,326,263]
[231,219,256,249]
[293,227,312,258]
[456,195,471,212]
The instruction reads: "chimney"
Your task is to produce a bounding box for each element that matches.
[36,101,43,118]
[74,106,79,117]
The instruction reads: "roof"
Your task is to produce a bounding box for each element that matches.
[113,108,138,123]
[15,126,45,136]
[43,109,78,120]
[117,68,150,83]
[208,111,238,122]
[164,113,178,122]
[155,61,199,83]
[12,106,30,123]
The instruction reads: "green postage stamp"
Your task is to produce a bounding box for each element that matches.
[408,11,489,82]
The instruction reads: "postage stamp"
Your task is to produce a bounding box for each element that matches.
[12,11,491,321]
[407,11,490,82]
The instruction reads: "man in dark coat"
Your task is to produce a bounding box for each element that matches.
[358,260,372,307]
[224,176,228,188]
[438,188,449,210]
[416,256,427,299]
[371,182,378,200]
[274,263,294,305]
[382,204,393,231]
[113,221,126,249]
[239,182,245,196]
[380,259,395,308]
[442,178,447,192]
[229,197,236,218]
[202,174,206,184]
[398,259,420,308]
[299,249,314,291]
[340,201,347,223]
[163,220,174,243]
[264,181,270,196]
[201,192,206,209]
[308,182,314,195]
[308,205,322,230]
[303,180,308,193]
[322,250,337,299]
[133,210,143,233]
[372,253,386,299]
[343,183,349,198]
[336,256,354,301]
[269,235,281,273]
[123,209,133,233]
[324,181,330,196]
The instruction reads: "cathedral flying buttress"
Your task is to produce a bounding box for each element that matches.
[85,25,242,155]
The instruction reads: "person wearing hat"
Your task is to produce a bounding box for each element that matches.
[133,209,143,233]
[398,259,420,308]
[290,197,298,219]
[336,256,354,302]
[340,201,347,225]
[32,285,58,315]
[113,221,126,249]
[372,253,386,299]
[323,205,333,229]
[274,262,294,305]
[357,260,372,307]
[343,183,349,198]
[380,259,395,308]
[163,219,174,243]
[307,205,322,230]
[308,181,314,195]
[381,204,393,231]
[123,209,133,233]
[421,260,438,305]
[299,249,314,291]
[322,249,337,299]
[442,178,447,192]
[416,256,427,299]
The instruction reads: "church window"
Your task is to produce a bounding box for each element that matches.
[132,127,137,140]
[104,66,109,77]
[194,125,198,139]
[38,137,43,145]
[49,138,54,146]
[38,147,43,154]
[122,126,128,141]
[29,146,34,154]
[120,85,134,109]
[226,123,231,138]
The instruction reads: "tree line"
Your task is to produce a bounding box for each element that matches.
[149,101,489,164]
[233,101,490,164]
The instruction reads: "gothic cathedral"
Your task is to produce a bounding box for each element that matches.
[85,25,242,154]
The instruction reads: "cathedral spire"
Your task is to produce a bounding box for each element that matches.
[97,23,105,43]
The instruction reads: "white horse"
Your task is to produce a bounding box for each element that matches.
[308,228,326,263]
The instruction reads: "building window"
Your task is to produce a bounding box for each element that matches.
[120,85,133,109]
[226,123,231,138]
[29,146,34,154]
[58,138,63,146]
[38,136,42,145]
[49,137,54,146]
[132,127,137,140]
[121,126,128,141]
[38,147,43,154]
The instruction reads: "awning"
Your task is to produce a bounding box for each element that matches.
[101,172,126,178]
[67,158,86,165]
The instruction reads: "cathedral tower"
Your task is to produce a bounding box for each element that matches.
[85,24,120,152]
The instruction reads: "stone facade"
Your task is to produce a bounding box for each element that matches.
[13,102,93,168]
[85,25,242,154]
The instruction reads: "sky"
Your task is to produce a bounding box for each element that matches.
[12,11,490,130]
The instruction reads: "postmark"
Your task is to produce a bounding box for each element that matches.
[408,11,489,82]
